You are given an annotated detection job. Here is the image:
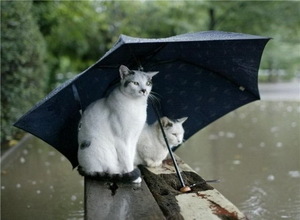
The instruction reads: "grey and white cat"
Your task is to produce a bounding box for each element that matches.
[135,116,188,167]
[77,65,158,183]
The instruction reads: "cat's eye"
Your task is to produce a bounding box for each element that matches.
[146,81,152,86]
[132,81,139,86]
[172,133,177,137]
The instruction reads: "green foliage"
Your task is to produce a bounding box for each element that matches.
[1,0,47,142]
[205,1,300,81]
[32,1,111,89]
[33,0,300,88]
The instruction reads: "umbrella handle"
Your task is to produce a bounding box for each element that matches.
[151,103,191,193]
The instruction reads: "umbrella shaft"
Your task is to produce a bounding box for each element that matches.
[165,139,186,188]
[152,104,186,188]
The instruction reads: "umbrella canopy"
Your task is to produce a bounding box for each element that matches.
[14,31,270,168]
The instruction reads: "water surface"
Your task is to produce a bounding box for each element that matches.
[1,138,84,220]
[177,101,300,219]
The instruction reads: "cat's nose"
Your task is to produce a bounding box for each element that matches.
[140,89,147,95]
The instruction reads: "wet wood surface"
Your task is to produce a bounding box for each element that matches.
[140,157,248,220]
[85,156,247,220]
[85,178,165,220]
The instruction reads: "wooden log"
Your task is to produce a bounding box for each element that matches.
[84,155,248,220]
[139,157,248,220]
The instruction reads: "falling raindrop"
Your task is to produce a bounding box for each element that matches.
[1,186,5,190]
[233,160,241,165]
[276,142,283,148]
[32,181,37,185]
[20,157,26,163]
[267,175,275,181]
[60,156,66,162]
[194,167,201,172]
[291,122,297,128]
[226,132,235,138]
[23,149,28,155]
[270,126,279,133]
[16,183,21,188]
[36,190,41,194]
[288,171,300,178]
[259,142,266,148]
[218,131,225,137]
[71,195,77,201]
[286,106,293,112]
[237,143,243,148]
[209,134,218,140]
[48,151,56,156]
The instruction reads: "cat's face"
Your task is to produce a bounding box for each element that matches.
[119,65,158,98]
[161,117,188,147]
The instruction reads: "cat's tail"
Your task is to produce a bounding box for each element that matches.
[77,166,142,183]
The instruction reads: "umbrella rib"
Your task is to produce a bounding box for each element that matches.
[125,43,168,70]
[94,43,167,71]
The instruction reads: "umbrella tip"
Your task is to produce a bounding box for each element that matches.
[180,186,192,193]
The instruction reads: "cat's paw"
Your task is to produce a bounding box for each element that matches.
[145,159,156,167]
[132,177,142,184]
[146,159,162,168]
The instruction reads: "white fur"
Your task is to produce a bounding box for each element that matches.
[135,116,188,167]
[78,65,158,182]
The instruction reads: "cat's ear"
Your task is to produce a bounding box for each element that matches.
[161,117,173,127]
[119,65,131,79]
[177,117,188,124]
[147,71,159,78]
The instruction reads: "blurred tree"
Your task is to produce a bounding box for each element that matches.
[201,1,300,81]
[32,0,299,86]
[32,1,111,90]
[1,0,47,143]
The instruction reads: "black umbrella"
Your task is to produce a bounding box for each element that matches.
[14,31,270,171]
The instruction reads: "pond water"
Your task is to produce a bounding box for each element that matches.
[177,100,300,219]
[1,83,299,220]
[1,137,84,220]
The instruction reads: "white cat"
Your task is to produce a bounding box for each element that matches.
[77,65,158,183]
[135,116,188,167]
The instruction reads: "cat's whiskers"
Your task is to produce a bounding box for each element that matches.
[150,91,161,97]
[149,92,161,107]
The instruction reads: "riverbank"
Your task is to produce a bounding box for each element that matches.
[259,82,299,101]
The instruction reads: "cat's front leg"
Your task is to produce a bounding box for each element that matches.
[115,139,141,183]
